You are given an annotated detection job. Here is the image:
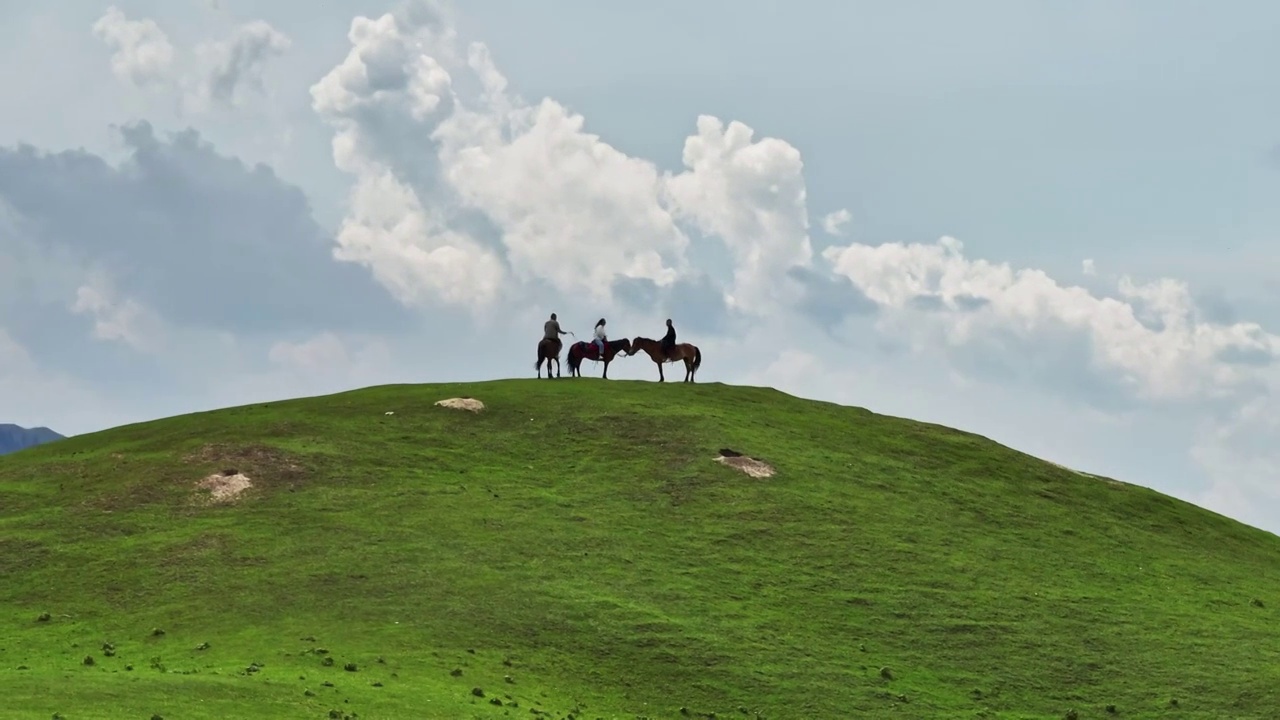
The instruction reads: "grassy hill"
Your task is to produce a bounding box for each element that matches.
[2,379,1279,719]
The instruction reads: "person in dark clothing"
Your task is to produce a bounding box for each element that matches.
[660,318,676,359]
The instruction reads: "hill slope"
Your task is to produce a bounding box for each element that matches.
[2,380,1278,719]
[0,423,64,455]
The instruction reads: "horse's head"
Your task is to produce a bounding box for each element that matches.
[627,337,644,355]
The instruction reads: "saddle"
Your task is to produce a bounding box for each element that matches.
[578,340,605,360]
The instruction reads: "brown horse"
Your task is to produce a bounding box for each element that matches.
[535,337,562,379]
[566,338,632,379]
[628,337,701,382]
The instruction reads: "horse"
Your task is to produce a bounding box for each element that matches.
[535,337,562,379]
[627,337,701,383]
[566,338,632,379]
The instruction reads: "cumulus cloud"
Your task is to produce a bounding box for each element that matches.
[70,273,165,353]
[192,20,292,109]
[822,209,852,236]
[823,235,1280,405]
[92,7,289,112]
[91,6,176,89]
[663,115,814,311]
[309,1,816,319]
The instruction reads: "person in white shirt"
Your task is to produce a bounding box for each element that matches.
[593,318,607,358]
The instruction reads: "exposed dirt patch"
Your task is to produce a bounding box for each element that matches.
[714,449,775,478]
[182,443,308,499]
[195,470,253,504]
[436,397,485,413]
[184,442,299,469]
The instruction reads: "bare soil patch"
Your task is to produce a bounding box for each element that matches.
[184,442,299,469]
[195,470,253,504]
[436,397,485,412]
[182,442,308,493]
[714,448,775,478]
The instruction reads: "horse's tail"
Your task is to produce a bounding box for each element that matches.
[693,346,702,372]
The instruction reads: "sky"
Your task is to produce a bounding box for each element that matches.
[1,0,1278,534]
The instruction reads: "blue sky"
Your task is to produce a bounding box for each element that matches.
[1,0,1277,534]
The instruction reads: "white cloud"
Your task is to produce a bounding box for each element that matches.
[332,170,507,309]
[663,115,814,312]
[822,208,852,236]
[70,275,165,353]
[310,3,820,316]
[1082,258,1096,276]
[311,8,696,310]
[440,96,689,300]
[190,20,292,110]
[823,235,1280,404]
[310,9,514,312]
[92,8,289,113]
[91,6,176,89]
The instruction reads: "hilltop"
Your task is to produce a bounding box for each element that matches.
[2,379,1278,719]
[0,423,64,455]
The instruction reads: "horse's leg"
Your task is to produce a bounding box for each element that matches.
[683,357,692,382]
[657,359,665,382]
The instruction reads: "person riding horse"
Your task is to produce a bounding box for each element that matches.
[544,313,568,349]
[593,318,607,359]
[660,318,676,359]
[536,312,570,379]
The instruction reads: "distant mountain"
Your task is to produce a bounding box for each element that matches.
[0,424,65,455]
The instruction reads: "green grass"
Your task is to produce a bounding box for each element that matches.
[2,379,1278,719]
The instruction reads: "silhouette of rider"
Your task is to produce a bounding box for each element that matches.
[660,318,676,359]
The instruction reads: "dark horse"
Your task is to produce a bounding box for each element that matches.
[535,337,562,379]
[566,338,632,379]
[628,337,701,382]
